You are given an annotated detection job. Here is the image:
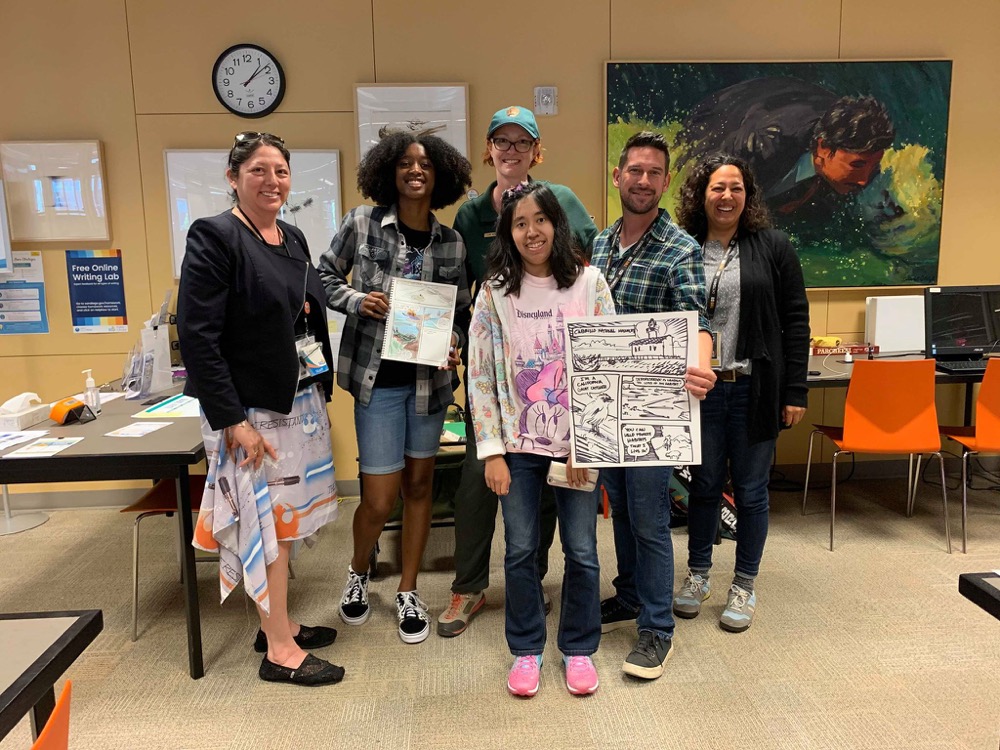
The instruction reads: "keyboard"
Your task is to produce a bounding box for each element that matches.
[935,360,988,374]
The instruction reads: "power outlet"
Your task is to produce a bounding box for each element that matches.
[534,86,558,116]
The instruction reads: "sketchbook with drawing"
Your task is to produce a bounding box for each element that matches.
[380,277,457,366]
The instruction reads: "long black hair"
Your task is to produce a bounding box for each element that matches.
[356,132,472,210]
[676,153,772,243]
[485,182,583,297]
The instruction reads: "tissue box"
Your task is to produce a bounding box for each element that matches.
[0,403,50,430]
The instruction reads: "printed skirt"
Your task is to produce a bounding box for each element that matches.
[193,384,338,613]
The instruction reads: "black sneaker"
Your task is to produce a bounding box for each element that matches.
[622,630,673,680]
[600,596,639,633]
[396,590,430,644]
[339,565,370,625]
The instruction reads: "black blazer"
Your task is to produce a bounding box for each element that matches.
[732,229,810,443]
[178,211,334,430]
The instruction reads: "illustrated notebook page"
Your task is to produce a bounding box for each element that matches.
[380,277,457,366]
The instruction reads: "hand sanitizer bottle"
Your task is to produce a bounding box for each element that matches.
[82,369,101,415]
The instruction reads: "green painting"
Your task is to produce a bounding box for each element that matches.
[606,61,952,288]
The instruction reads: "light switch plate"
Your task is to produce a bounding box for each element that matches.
[534,86,558,116]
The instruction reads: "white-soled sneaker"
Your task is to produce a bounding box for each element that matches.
[338,565,370,625]
[720,584,756,633]
[396,590,430,644]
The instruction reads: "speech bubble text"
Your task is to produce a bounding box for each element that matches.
[621,424,655,457]
[574,375,610,395]
[629,376,684,389]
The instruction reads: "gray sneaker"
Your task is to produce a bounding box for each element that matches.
[673,571,711,619]
[622,630,673,679]
[720,584,756,633]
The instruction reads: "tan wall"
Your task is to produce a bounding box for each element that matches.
[2,0,997,492]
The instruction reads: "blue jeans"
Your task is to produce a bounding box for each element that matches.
[354,385,446,474]
[500,453,600,656]
[603,464,675,640]
[687,377,774,579]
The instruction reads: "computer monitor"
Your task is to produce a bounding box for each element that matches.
[924,284,1000,360]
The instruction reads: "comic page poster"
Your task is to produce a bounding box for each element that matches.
[565,311,700,468]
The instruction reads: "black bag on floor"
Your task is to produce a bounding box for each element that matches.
[669,466,737,540]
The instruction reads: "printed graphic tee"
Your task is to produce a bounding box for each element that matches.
[503,273,591,457]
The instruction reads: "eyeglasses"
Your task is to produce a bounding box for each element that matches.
[490,136,536,153]
[232,131,285,148]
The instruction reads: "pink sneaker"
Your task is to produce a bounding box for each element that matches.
[564,655,599,695]
[507,655,542,697]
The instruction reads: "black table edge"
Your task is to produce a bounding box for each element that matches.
[0,609,103,740]
[959,573,1000,621]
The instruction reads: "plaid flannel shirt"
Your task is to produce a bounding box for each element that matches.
[591,209,709,330]
[318,204,471,414]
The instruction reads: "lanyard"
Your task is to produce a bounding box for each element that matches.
[705,237,738,320]
[236,205,288,256]
[603,220,656,292]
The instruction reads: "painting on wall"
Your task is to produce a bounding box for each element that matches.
[355,84,469,163]
[606,61,953,288]
[0,141,110,243]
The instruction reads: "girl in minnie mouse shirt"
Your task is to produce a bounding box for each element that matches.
[467,182,615,698]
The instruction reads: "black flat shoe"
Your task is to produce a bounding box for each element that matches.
[253,624,338,653]
[258,653,345,686]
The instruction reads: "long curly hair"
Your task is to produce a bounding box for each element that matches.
[485,183,583,297]
[356,132,472,210]
[676,153,772,243]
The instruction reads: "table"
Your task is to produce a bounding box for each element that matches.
[0,391,206,679]
[806,354,985,422]
[0,609,102,741]
[959,572,1000,620]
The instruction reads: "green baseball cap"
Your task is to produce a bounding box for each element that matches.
[487,105,539,139]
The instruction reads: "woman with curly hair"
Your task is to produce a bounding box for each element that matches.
[672,154,810,633]
[468,182,614,696]
[319,132,472,644]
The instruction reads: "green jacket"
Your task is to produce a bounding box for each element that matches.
[453,179,598,287]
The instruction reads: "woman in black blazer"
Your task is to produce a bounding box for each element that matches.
[178,132,343,686]
[672,154,810,633]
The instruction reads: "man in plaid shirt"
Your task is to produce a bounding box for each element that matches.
[591,131,716,680]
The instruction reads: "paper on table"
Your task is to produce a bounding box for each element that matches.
[0,430,48,452]
[105,421,172,438]
[132,394,200,419]
[3,436,84,458]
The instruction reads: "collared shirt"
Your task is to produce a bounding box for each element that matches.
[318,204,471,414]
[766,151,816,199]
[591,209,709,330]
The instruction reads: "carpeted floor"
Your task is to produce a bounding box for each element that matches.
[1,475,999,749]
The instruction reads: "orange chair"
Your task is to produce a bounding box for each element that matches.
[802,359,951,552]
[120,475,208,641]
[31,680,71,750]
[940,358,1000,552]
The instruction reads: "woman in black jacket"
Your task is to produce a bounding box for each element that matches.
[178,132,343,685]
[672,154,810,633]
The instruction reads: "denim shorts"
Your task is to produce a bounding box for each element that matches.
[354,385,447,475]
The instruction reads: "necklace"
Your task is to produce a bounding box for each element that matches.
[235,205,284,248]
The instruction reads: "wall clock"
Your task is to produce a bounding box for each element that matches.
[212,43,285,118]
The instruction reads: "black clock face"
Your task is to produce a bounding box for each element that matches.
[212,43,285,118]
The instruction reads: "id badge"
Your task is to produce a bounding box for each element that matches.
[296,334,329,378]
[710,330,721,368]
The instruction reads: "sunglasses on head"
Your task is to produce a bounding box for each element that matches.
[232,131,284,148]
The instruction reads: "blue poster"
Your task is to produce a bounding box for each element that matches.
[0,251,49,335]
[65,249,128,333]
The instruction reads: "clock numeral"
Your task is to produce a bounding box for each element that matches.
[224,66,235,76]
[243,53,252,63]
[268,77,275,85]
[236,98,242,106]
[267,89,273,96]
[227,90,234,98]
[259,97,266,106]
[222,78,230,87]
[247,100,255,110]
[263,65,272,74]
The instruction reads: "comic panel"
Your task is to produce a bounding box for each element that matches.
[620,374,691,422]
[622,424,695,465]
[568,373,620,465]
[567,317,689,375]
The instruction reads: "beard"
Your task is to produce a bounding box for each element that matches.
[620,190,660,216]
